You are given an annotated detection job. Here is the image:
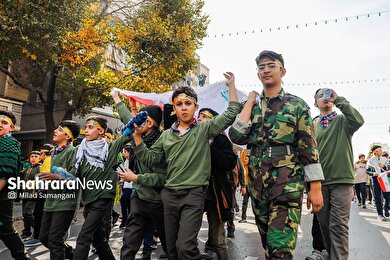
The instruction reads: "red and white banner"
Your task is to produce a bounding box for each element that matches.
[112,81,248,115]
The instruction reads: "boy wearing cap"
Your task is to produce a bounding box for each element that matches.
[20,151,41,240]
[229,51,324,259]
[313,88,364,259]
[132,72,239,259]
[0,110,29,259]
[73,98,134,260]
[37,120,80,259]
[197,107,237,260]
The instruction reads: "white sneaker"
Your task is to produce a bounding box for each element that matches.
[377,215,387,222]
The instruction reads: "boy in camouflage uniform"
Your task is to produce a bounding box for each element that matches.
[228,50,324,259]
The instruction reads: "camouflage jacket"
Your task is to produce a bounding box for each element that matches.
[228,89,324,184]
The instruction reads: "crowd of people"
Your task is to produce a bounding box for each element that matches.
[0,50,388,260]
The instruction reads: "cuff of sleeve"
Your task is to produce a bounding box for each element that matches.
[228,101,240,107]
[232,114,252,134]
[116,101,125,109]
[304,163,324,182]
[136,174,145,184]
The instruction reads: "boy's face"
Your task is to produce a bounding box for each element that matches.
[315,89,334,111]
[123,149,130,159]
[53,126,69,144]
[29,154,40,165]
[257,58,286,87]
[173,99,199,124]
[0,116,15,138]
[84,120,104,141]
[359,156,365,163]
[373,147,382,157]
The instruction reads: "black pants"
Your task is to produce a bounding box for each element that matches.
[312,214,325,251]
[0,199,29,260]
[33,198,45,239]
[102,199,114,241]
[372,177,384,216]
[354,182,367,205]
[22,199,35,236]
[121,194,167,260]
[39,210,74,260]
[161,187,207,260]
[366,183,373,202]
[73,198,115,260]
[241,192,249,220]
[120,188,132,224]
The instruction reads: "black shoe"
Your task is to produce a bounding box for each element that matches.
[227,230,234,238]
[119,222,126,229]
[238,219,247,223]
[112,211,120,225]
[136,251,151,260]
[385,211,390,217]
[159,252,169,259]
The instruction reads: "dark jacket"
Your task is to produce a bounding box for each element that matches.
[206,134,237,222]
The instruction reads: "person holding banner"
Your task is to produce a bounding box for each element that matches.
[132,73,240,260]
[228,50,324,259]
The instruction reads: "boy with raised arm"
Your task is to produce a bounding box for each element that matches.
[132,72,240,260]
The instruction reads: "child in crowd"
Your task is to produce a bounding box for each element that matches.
[132,72,239,259]
[38,120,80,259]
[0,110,29,259]
[20,151,41,240]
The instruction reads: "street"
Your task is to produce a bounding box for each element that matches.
[1,194,389,259]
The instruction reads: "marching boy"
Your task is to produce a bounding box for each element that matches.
[20,150,41,240]
[0,110,29,259]
[132,72,240,259]
[72,100,133,260]
[38,120,80,259]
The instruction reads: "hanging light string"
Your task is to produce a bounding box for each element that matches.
[206,11,389,38]
[237,78,387,88]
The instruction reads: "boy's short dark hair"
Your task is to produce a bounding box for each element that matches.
[314,88,324,100]
[172,86,198,103]
[30,150,41,156]
[40,144,54,155]
[86,116,108,132]
[59,120,80,141]
[255,50,284,67]
[0,110,17,124]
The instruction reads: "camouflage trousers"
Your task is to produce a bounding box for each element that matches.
[249,164,304,260]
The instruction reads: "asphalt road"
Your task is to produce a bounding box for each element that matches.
[1,194,389,259]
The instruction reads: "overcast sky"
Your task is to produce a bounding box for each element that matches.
[197,0,390,156]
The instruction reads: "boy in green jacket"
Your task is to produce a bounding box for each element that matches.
[312,88,364,260]
[38,120,80,260]
[73,101,133,260]
[132,72,240,260]
[0,110,29,260]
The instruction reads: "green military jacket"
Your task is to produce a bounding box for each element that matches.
[229,89,323,200]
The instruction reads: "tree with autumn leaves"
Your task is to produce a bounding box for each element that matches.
[0,0,209,141]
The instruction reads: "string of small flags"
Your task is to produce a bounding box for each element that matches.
[206,11,389,38]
